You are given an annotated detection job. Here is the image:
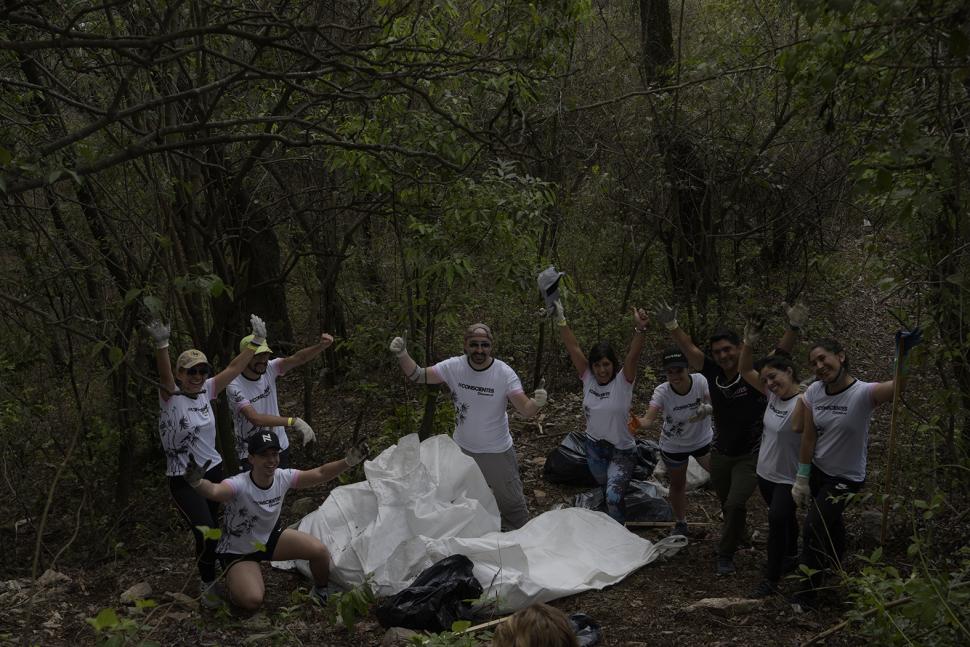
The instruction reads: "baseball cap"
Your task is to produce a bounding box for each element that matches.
[464,323,493,341]
[176,349,210,371]
[662,348,689,369]
[247,430,282,455]
[239,334,272,355]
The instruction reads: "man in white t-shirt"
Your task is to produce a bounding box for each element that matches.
[185,430,368,610]
[389,323,548,529]
[227,331,334,470]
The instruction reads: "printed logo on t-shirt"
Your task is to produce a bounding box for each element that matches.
[187,401,210,415]
[451,392,470,427]
[588,388,612,400]
[673,398,702,412]
[815,404,848,414]
[249,384,272,404]
[458,382,495,397]
[663,414,686,438]
[768,402,791,418]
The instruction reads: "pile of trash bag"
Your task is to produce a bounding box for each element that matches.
[375,555,483,632]
[543,431,661,486]
[572,480,673,522]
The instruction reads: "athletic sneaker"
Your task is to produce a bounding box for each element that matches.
[199,579,223,609]
[670,521,689,537]
[716,554,736,576]
[748,579,778,598]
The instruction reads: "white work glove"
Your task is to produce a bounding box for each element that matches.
[791,466,812,508]
[687,402,713,422]
[184,453,211,488]
[292,417,315,446]
[250,314,267,346]
[743,316,765,346]
[532,388,548,408]
[389,336,407,357]
[653,299,679,331]
[553,299,567,327]
[145,320,171,349]
[784,301,809,330]
[344,440,369,467]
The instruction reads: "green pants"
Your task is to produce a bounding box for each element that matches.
[709,450,759,558]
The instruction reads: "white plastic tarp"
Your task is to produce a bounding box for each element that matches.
[277,433,683,611]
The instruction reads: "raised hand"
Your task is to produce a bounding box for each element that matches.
[184,453,212,488]
[389,336,407,357]
[144,320,171,349]
[784,301,809,330]
[653,299,679,331]
[743,315,765,346]
[250,314,267,346]
[687,402,713,423]
[633,307,649,331]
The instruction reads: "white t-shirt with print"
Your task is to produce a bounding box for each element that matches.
[804,379,876,482]
[429,355,524,453]
[757,392,802,484]
[158,378,223,477]
[648,373,713,453]
[227,359,291,460]
[582,369,636,450]
[217,468,300,555]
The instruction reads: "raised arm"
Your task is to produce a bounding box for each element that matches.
[554,300,588,378]
[294,441,368,488]
[509,383,548,419]
[871,327,923,406]
[623,307,650,383]
[277,331,334,374]
[211,314,264,394]
[653,299,705,371]
[146,320,176,398]
[776,301,808,354]
[389,336,445,385]
[739,318,767,394]
[635,405,661,432]
[185,455,234,503]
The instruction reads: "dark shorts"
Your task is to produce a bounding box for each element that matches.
[661,443,711,468]
[217,523,284,571]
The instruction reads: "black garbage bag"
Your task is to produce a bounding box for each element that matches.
[572,479,673,522]
[542,431,599,486]
[543,433,662,487]
[375,554,483,632]
[569,613,603,646]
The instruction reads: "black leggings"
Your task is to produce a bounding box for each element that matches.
[168,463,224,582]
[799,466,863,590]
[758,476,798,582]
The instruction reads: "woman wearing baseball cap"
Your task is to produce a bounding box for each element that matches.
[634,347,714,536]
[144,314,269,608]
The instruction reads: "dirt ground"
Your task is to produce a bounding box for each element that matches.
[3,385,879,647]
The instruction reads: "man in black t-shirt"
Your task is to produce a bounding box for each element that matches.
[654,300,807,575]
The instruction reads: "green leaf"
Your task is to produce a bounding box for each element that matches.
[450,620,472,632]
[47,169,64,185]
[86,608,120,632]
[142,295,163,316]
[124,288,143,305]
[108,346,124,369]
[196,525,222,541]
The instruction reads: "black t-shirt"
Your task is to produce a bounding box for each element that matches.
[702,356,766,455]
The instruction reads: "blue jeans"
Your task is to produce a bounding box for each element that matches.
[585,437,636,523]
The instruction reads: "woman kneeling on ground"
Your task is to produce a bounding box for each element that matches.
[185,431,368,610]
[555,300,649,523]
[634,348,714,536]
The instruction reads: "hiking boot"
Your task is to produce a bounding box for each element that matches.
[716,554,736,576]
[670,521,689,537]
[199,579,223,609]
[748,579,778,598]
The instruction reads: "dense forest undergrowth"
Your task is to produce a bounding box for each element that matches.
[2,0,970,645]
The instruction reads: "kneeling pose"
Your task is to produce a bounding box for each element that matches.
[185,431,367,610]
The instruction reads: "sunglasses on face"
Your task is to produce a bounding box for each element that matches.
[468,341,491,349]
[185,366,210,376]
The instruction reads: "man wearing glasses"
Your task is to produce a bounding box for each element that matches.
[389,323,547,530]
[653,301,807,575]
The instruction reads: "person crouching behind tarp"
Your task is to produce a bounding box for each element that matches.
[184,431,368,610]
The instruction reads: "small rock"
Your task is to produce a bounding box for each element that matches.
[530,456,547,466]
[120,582,152,604]
[533,489,547,503]
[680,597,762,618]
[35,570,71,589]
[382,627,420,646]
[291,497,319,517]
